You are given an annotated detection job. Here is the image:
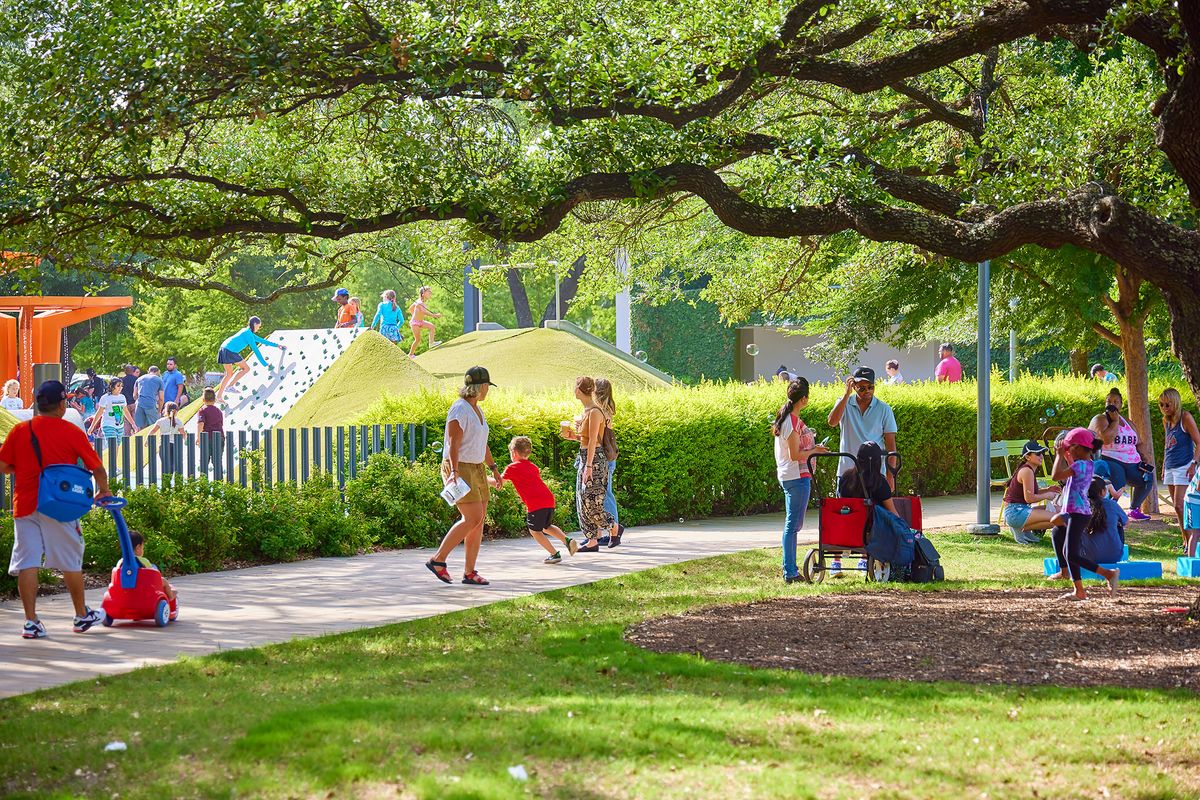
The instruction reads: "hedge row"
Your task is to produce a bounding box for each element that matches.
[360,375,1197,526]
[0,453,575,597]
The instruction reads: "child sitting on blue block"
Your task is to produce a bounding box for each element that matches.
[1079,476,1126,565]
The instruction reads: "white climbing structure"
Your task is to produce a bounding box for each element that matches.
[191,327,366,432]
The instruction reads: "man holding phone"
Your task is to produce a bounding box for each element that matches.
[828,366,898,487]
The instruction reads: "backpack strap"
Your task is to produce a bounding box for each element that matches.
[27,418,45,471]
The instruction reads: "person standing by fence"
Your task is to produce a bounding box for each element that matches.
[0,381,112,638]
[426,367,501,586]
[148,401,186,476]
[196,388,225,480]
[162,357,187,407]
[132,365,164,430]
[90,378,128,440]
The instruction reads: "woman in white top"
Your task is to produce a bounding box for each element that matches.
[426,366,502,586]
[148,401,186,475]
[773,377,828,583]
[1089,387,1155,520]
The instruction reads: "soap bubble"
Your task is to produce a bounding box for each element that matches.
[1039,417,1047,424]
[634,350,648,362]
[1045,408,1056,418]
[501,418,514,431]
[430,441,444,454]
[746,343,760,357]
[678,517,684,523]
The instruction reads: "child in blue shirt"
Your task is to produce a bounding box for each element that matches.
[372,289,405,343]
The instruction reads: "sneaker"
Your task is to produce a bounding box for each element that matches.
[856,558,869,571]
[22,620,46,639]
[431,340,443,348]
[1128,509,1151,521]
[72,607,104,633]
[829,559,842,576]
[567,538,579,556]
[544,551,563,564]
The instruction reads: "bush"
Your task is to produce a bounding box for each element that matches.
[301,472,373,557]
[358,375,1198,522]
[346,453,458,548]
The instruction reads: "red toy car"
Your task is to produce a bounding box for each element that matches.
[97,496,178,628]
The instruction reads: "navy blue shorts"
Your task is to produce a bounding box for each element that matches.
[217,347,242,365]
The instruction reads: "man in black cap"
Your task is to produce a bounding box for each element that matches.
[828,366,898,480]
[0,381,112,638]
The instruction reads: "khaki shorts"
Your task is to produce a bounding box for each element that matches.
[8,511,86,575]
[442,461,490,505]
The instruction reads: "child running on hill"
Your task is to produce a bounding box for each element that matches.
[408,286,442,356]
[1049,427,1119,601]
[372,289,405,344]
[492,436,579,563]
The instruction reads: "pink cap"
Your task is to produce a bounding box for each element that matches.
[1062,427,1097,449]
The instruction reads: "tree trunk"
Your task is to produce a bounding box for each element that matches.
[540,255,587,324]
[506,268,534,328]
[1117,317,1158,513]
[1068,348,1089,376]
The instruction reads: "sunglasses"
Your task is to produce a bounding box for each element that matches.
[855,384,875,393]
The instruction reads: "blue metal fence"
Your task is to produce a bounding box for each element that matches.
[0,423,428,509]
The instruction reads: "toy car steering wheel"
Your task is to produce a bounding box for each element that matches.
[95,495,127,510]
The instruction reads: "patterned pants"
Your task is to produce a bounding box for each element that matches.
[576,452,615,539]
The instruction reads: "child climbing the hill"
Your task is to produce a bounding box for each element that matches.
[1049,427,1119,601]
[408,286,442,356]
[372,289,405,344]
[215,316,286,404]
[492,436,579,564]
[129,531,177,603]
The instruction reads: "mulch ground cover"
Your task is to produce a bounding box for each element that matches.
[627,587,1200,691]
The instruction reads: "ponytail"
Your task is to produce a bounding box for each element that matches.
[856,442,885,498]
[1086,477,1108,536]
[772,377,810,437]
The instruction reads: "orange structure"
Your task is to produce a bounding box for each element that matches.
[0,297,133,406]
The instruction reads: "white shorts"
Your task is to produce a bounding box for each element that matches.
[1163,466,1193,486]
[8,511,85,575]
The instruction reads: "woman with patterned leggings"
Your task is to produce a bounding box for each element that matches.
[569,376,614,553]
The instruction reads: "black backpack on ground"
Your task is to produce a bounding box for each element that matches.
[908,536,945,583]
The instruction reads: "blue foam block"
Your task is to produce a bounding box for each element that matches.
[1177,557,1200,578]
[1043,558,1162,580]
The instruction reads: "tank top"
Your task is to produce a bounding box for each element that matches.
[1100,416,1139,463]
[1164,417,1195,470]
[1003,463,1035,505]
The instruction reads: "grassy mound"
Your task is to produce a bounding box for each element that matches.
[277,330,441,428]
[0,407,16,443]
[415,327,670,391]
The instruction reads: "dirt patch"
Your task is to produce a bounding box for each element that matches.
[627,588,1200,691]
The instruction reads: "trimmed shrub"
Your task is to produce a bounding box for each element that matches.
[358,375,1197,523]
[345,453,459,548]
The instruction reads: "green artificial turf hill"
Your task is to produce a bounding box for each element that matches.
[277,330,441,428]
[414,327,671,391]
[0,408,16,443]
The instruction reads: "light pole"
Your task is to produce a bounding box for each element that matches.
[1009,297,1019,383]
[969,260,1000,535]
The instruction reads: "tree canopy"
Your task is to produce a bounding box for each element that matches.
[1,0,1198,389]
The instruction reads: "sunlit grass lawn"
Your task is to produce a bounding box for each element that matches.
[1,527,1197,800]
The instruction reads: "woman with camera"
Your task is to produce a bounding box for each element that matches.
[1088,387,1155,521]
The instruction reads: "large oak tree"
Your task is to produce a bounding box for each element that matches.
[1,0,1197,398]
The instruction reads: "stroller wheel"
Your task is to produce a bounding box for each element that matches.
[801,549,825,584]
[865,559,891,583]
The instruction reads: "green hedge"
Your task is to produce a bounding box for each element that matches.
[0,453,575,597]
[359,375,1197,525]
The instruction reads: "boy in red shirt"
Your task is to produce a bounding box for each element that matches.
[493,436,578,563]
[0,381,112,638]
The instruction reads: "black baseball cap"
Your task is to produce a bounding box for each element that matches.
[35,380,66,410]
[465,366,496,387]
[1021,440,1049,458]
[852,366,875,384]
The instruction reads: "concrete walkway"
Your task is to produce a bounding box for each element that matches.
[0,494,979,697]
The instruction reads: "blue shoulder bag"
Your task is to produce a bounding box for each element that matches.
[28,419,95,522]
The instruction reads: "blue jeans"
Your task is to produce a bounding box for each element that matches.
[780,477,812,579]
[1102,456,1154,510]
[604,458,619,528]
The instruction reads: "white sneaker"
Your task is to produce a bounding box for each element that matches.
[431,341,443,348]
[829,559,843,576]
[22,620,47,639]
[856,558,869,572]
[72,607,104,633]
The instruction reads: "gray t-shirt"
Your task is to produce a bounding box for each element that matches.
[837,396,898,474]
[134,374,164,410]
